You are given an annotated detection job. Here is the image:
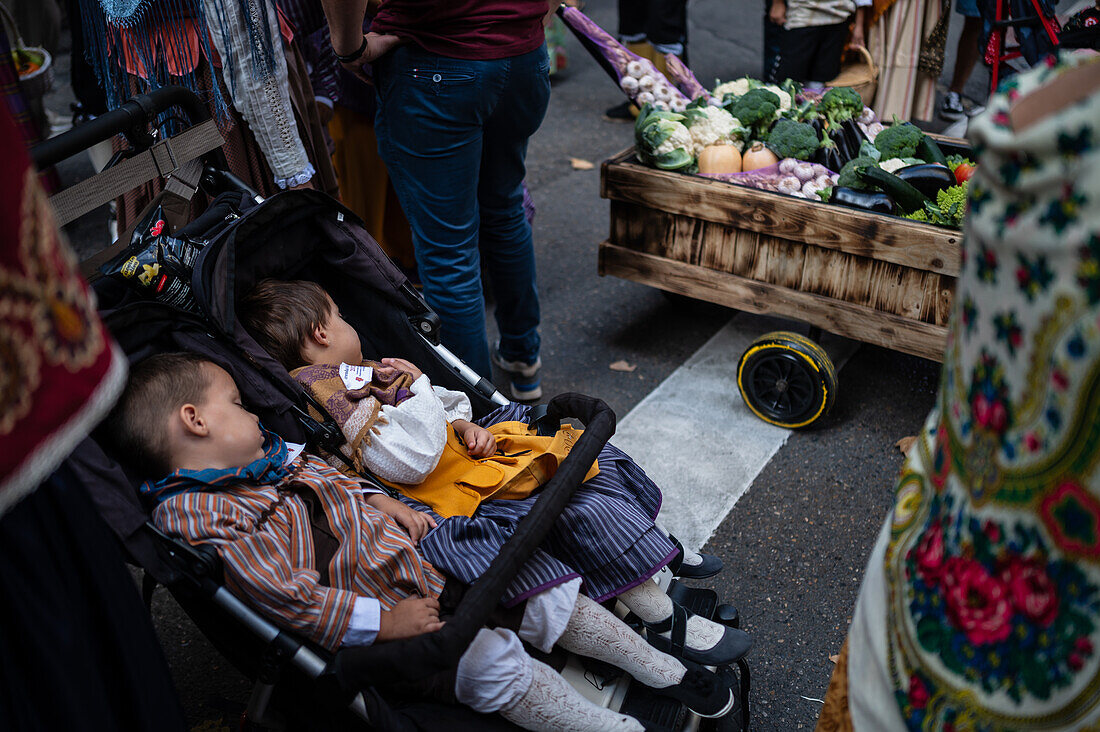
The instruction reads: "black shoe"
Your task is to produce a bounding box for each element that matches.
[603,100,636,122]
[644,602,753,666]
[667,536,723,579]
[649,660,736,718]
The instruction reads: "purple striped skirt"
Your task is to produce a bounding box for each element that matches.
[402,403,678,606]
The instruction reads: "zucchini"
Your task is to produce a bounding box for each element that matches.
[860,166,931,213]
[830,187,897,215]
[916,135,949,167]
[895,163,955,199]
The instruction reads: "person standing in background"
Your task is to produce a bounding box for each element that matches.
[319,1,552,401]
[604,0,689,120]
[768,0,870,87]
[940,0,983,120]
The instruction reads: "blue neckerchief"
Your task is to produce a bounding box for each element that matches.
[140,427,291,504]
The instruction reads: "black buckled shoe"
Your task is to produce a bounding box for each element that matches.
[644,602,753,666]
[667,536,723,579]
[649,659,736,719]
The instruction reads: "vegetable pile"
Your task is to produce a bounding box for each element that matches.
[557,5,974,228]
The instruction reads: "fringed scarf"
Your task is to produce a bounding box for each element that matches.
[78,0,280,130]
[290,361,414,475]
[140,427,291,503]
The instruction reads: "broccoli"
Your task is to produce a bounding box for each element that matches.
[874,121,924,160]
[724,88,781,140]
[936,183,968,226]
[904,182,968,228]
[765,118,820,161]
[837,156,878,191]
[816,86,863,127]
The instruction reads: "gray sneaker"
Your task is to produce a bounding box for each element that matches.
[939,91,965,121]
[492,345,542,401]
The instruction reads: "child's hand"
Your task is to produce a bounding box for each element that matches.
[380,357,423,381]
[378,596,444,641]
[366,494,437,542]
[453,420,497,458]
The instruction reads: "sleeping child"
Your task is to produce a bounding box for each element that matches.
[107,353,740,730]
[238,279,750,667]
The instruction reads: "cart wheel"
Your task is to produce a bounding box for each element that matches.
[737,331,837,428]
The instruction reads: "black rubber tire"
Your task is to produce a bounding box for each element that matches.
[736,331,837,428]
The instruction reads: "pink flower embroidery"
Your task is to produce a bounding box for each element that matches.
[916,522,947,584]
[1052,368,1069,391]
[908,674,929,710]
[984,520,1001,543]
[1025,432,1042,452]
[944,558,1013,645]
[1001,557,1059,627]
[972,394,1008,432]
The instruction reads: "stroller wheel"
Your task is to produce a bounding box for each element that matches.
[737,331,836,429]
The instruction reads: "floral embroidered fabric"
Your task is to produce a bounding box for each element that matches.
[841,52,1100,731]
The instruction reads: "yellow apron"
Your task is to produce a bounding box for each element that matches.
[384,421,599,518]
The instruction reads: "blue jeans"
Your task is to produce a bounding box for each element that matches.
[373,43,551,378]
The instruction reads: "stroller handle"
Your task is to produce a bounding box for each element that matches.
[332,393,616,687]
[31,86,211,169]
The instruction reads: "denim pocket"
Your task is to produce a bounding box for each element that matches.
[406,69,478,95]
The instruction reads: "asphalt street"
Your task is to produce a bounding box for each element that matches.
[43,0,982,728]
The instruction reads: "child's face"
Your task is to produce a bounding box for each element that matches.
[195,363,266,468]
[322,299,364,365]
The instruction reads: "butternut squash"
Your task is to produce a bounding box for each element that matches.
[697,145,742,175]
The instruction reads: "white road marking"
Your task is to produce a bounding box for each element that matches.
[614,313,859,552]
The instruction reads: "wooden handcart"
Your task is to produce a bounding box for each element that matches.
[598,144,964,428]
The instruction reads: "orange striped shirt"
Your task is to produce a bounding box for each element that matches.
[154,454,447,651]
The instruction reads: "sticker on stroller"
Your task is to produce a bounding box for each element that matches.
[101,204,205,312]
[339,363,373,390]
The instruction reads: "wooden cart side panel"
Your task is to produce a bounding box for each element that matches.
[599,242,948,362]
[608,201,956,326]
[602,159,962,277]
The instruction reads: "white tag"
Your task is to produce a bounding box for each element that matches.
[284,441,306,464]
[340,362,373,391]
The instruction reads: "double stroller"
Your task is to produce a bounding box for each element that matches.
[34,88,751,731]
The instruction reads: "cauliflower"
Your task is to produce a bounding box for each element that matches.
[684,105,744,155]
[654,122,694,157]
[713,77,754,100]
[878,157,908,174]
[764,85,792,112]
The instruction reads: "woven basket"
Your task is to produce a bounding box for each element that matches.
[827,45,877,107]
[0,4,53,102]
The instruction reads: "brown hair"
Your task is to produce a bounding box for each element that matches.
[106,352,214,479]
[239,279,331,371]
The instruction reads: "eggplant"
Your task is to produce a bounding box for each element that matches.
[828,126,857,166]
[895,163,955,199]
[814,140,844,172]
[860,166,931,213]
[841,119,866,150]
[830,187,897,215]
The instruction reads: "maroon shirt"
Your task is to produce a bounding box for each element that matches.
[371,0,548,60]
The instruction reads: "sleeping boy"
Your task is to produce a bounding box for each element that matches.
[107,352,739,730]
[239,279,750,667]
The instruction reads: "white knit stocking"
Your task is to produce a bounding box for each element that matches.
[555,593,686,689]
[617,580,726,652]
[499,658,644,732]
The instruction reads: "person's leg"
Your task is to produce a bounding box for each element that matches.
[805,21,849,83]
[942,1,982,119]
[479,45,551,395]
[455,627,643,731]
[373,46,501,377]
[645,0,689,63]
[773,25,819,84]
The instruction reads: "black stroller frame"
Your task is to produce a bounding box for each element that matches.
[34,87,750,731]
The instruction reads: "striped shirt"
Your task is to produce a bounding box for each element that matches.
[154,454,446,651]
[786,0,870,29]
